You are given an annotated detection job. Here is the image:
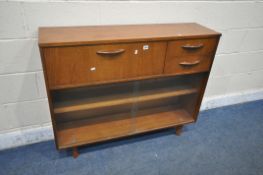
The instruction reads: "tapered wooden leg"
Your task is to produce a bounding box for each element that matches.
[72,147,79,158]
[175,125,183,136]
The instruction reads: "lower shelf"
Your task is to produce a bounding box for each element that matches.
[135,106,194,133]
[56,106,195,149]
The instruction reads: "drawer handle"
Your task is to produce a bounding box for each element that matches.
[179,60,200,66]
[182,44,203,50]
[96,49,125,56]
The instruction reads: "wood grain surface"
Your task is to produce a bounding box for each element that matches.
[39,23,221,47]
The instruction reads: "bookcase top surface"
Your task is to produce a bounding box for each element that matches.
[39,23,221,47]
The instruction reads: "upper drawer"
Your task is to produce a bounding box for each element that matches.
[43,42,167,89]
[166,38,218,58]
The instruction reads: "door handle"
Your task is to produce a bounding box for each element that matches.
[181,44,203,50]
[179,60,200,66]
[96,49,125,56]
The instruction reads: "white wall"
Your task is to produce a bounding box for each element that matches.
[0,1,263,137]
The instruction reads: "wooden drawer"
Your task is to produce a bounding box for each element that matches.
[164,55,214,75]
[43,42,167,89]
[166,38,218,57]
[164,38,218,74]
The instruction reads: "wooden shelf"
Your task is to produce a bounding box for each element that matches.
[57,112,133,149]
[135,106,194,132]
[56,106,194,149]
[53,86,198,114]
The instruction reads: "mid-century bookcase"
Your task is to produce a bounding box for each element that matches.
[38,23,221,158]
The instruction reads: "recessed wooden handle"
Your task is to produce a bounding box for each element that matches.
[179,60,200,66]
[181,44,203,50]
[96,49,125,56]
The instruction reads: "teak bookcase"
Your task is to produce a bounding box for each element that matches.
[38,23,221,158]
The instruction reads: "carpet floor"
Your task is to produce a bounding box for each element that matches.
[1,100,263,175]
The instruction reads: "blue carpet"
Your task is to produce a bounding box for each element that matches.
[1,100,263,175]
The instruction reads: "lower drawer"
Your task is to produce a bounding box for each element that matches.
[164,55,213,75]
